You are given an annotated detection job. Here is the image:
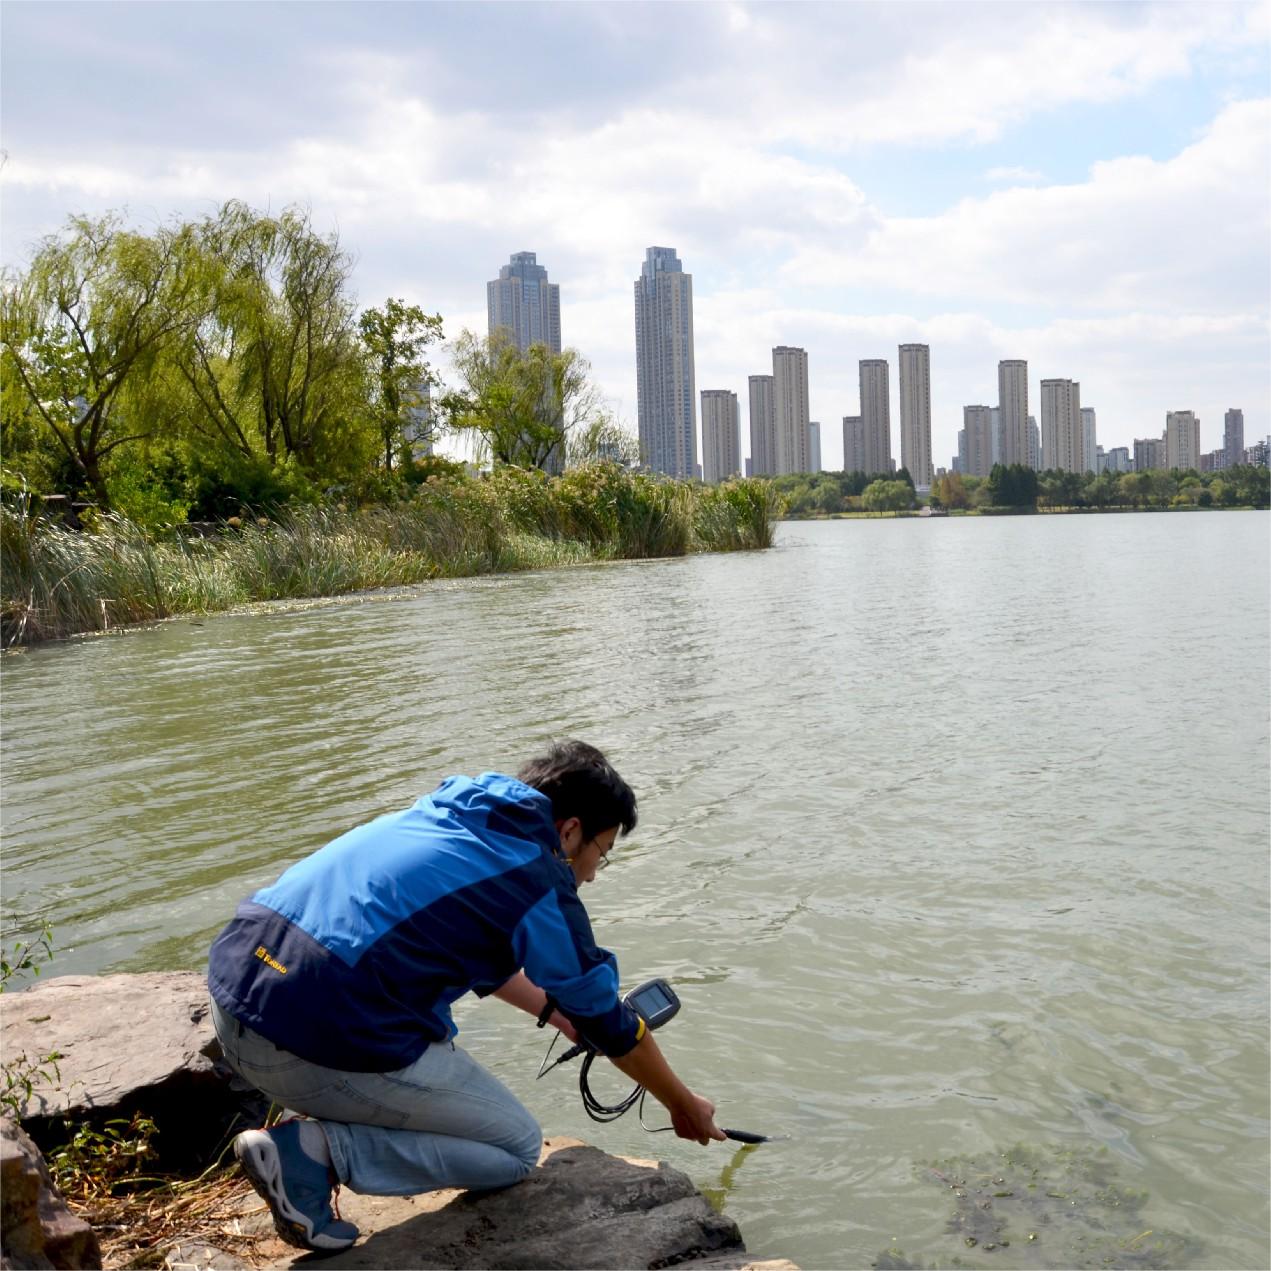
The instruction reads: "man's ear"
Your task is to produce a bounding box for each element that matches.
[556,816,583,857]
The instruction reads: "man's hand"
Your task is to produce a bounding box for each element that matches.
[670,1091,726,1144]
[611,1031,726,1145]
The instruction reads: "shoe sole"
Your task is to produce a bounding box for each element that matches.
[234,1130,355,1253]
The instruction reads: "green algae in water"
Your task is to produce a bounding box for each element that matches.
[871,1144,1201,1270]
[701,1142,759,1214]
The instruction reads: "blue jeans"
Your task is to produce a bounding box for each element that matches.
[210,999,542,1197]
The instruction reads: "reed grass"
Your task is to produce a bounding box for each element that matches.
[1,465,777,646]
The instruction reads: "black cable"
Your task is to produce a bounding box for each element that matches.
[576,1047,644,1122]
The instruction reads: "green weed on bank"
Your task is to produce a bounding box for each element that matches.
[1,465,779,647]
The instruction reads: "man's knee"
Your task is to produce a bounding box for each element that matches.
[510,1118,543,1177]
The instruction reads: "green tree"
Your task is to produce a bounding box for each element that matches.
[171,201,374,482]
[444,331,608,472]
[565,415,639,467]
[861,479,914,512]
[358,298,444,472]
[988,463,1038,509]
[1,214,204,508]
[1037,468,1085,509]
[930,472,970,510]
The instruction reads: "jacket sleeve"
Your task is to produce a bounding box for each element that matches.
[511,882,644,1057]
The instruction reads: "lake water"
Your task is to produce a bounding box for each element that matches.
[3,511,1268,1270]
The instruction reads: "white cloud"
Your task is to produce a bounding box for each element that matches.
[784,98,1271,314]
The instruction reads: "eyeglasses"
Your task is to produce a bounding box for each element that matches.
[589,838,613,870]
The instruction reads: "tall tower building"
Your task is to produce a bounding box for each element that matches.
[898,344,933,488]
[701,390,741,484]
[772,346,811,474]
[843,416,865,473]
[1165,410,1201,470]
[487,252,561,353]
[1028,415,1040,470]
[964,405,994,477]
[1080,407,1097,473]
[808,421,822,473]
[998,360,1029,466]
[403,380,434,460]
[748,375,776,476]
[634,247,697,478]
[1040,379,1083,474]
[991,407,1002,464]
[1224,409,1245,469]
[859,359,892,475]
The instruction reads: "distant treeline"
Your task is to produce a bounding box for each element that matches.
[774,464,1269,517]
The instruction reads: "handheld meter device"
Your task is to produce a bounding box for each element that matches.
[623,978,680,1032]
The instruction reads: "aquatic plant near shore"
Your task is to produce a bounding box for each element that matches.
[0,465,778,646]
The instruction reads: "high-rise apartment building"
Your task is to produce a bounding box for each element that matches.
[748,375,776,476]
[634,247,696,478]
[808,421,822,473]
[1165,410,1201,470]
[998,360,1029,466]
[843,416,865,473]
[1134,436,1167,472]
[403,380,434,459]
[1028,415,1040,469]
[1099,446,1131,474]
[1080,407,1097,474]
[487,252,561,353]
[701,390,741,484]
[955,427,968,475]
[859,359,892,475]
[1040,379,1083,473]
[1224,409,1245,469]
[991,407,1002,465]
[772,346,811,475]
[898,344,933,488]
[964,405,994,477]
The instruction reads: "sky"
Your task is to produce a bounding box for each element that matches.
[2,0,1268,471]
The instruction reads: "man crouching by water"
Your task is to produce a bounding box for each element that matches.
[207,740,724,1253]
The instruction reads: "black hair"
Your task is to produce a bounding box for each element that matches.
[517,740,638,840]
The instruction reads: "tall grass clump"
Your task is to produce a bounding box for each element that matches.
[693,478,782,551]
[1,466,778,646]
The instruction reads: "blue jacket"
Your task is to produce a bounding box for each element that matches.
[207,773,643,1071]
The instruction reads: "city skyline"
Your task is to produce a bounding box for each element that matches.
[2,3,1266,468]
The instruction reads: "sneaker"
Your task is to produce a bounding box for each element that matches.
[234,1122,359,1252]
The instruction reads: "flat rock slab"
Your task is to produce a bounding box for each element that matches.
[238,1139,796,1270]
[0,973,262,1171]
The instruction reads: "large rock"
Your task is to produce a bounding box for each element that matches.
[0,1116,101,1270]
[245,1138,796,1270]
[0,973,262,1172]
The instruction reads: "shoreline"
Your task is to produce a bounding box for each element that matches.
[0,550,681,655]
[1,472,779,649]
[783,503,1268,520]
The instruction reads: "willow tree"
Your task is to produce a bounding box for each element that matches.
[444,331,610,472]
[0,214,204,507]
[170,201,375,482]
